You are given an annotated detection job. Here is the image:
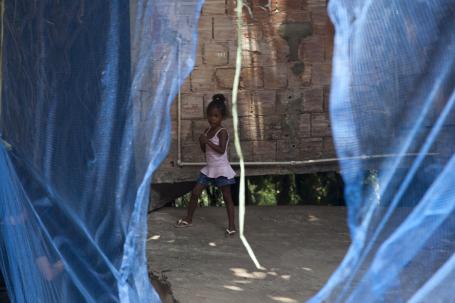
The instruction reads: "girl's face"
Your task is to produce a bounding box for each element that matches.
[207,107,223,127]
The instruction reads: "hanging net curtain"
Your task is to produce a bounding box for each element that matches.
[2,0,455,302]
[0,0,203,302]
[311,0,455,302]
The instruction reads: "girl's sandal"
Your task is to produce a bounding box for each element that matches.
[225,228,237,236]
[175,219,192,228]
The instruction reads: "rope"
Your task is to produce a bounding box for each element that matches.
[231,0,265,271]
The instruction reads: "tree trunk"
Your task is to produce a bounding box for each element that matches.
[206,187,218,206]
[277,175,291,205]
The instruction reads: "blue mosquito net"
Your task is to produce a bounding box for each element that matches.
[310,0,455,302]
[0,0,203,302]
[1,0,454,302]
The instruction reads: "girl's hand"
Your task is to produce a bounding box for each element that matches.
[199,134,208,144]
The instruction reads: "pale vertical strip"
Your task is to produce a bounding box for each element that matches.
[231,0,265,270]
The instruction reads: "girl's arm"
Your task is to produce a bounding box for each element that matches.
[199,128,209,153]
[200,138,206,153]
[206,129,228,154]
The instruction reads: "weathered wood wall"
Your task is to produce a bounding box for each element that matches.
[153,0,336,185]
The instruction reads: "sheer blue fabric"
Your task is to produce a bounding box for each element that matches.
[311,1,455,302]
[0,1,203,302]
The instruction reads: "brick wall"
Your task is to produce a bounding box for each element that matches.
[154,0,336,184]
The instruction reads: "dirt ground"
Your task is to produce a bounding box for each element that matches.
[147,206,350,303]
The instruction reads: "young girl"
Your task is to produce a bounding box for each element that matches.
[176,94,237,235]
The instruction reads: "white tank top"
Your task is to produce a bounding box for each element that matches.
[200,128,236,179]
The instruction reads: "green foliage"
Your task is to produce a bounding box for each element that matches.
[174,187,224,208]
[247,176,277,206]
[174,172,346,207]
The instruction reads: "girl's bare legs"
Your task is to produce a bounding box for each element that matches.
[183,183,206,223]
[221,185,236,231]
